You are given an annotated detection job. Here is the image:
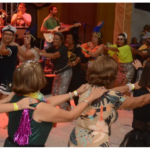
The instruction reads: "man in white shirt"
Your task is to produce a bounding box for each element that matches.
[11,3,31,28]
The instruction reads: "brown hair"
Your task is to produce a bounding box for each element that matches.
[13,61,47,95]
[54,32,65,46]
[86,56,118,86]
[117,33,127,46]
[139,60,150,88]
[49,5,56,14]
[98,37,102,45]
[19,3,26,8]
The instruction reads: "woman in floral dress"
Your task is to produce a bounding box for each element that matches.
[69,55,150,147]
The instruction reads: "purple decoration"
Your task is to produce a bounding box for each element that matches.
[14,109,32,146]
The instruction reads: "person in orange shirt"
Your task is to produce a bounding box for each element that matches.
[78,21,104,67]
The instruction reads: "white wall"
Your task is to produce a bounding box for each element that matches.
[131,3,150,43]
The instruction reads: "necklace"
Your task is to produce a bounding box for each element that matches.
[24,91,47,102]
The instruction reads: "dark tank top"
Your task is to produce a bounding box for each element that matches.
[4,95,53,147]
[133,89,150,128]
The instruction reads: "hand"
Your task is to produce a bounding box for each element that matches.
[87,42,91,47]
[51,30,57,34]
[132,59,143,70]
[0,44,6,51]
[134,81,141,90]
[76,83,91,95]
[88,86,108,103]
[67,62,73,67]
[35,47,40,54]
[147,87,150,92]
[17,97,39,110]
[102,44,108,50]
[77,44,82,48]
[17,12,23,19]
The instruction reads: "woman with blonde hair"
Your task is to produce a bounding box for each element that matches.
[68,55,150,147]
[0,25,38,100]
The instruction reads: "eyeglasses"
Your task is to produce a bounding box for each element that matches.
[4,33,13,36]
[117,38,124,41]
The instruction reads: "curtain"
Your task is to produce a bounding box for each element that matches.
[60,3,97,43]
[97,3,116,44]
[113,3,132,44]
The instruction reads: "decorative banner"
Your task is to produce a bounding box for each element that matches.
[31,2,51,8]
[113,3,133,44]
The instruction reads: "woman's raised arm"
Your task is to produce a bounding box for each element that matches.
[34,86,108,123]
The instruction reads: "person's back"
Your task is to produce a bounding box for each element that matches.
[69,88,126,147]
[4,95,53,147]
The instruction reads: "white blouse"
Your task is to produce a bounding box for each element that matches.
[19,45,40,63]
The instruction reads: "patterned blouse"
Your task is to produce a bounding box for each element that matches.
[69,89,126,147]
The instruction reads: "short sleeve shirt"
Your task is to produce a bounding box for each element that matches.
[46,45,70,71]
[43,16,60,30]
[68,46,82,71]
[108,44,133,63]
[11,13,31,28]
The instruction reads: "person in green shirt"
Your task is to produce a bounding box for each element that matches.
[104,32,134,86]
[40,5,60,70]
[41,5,60,49]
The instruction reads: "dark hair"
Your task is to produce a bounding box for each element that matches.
[13,61,47,95]
[49,6,56,14]
[93,32,103,45]
[131,37,137,43]
[143,24,149,31]
[19,3,26,8]
[98,32,103,45]
[117,33,127,46]
[30,36,37,49]
[66,32,78,45]
[139,60,150,88]
[24,33,37,49]
[54,32,65,46]
[86,55,118,87]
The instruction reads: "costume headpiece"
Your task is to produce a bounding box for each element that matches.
[118,32,128,39]
[2,25,17,33]
[25,24,37,41]
[93,21,104,38]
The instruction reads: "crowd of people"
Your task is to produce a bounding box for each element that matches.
[1,3,150,147]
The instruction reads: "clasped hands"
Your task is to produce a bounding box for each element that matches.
[17,12,23,19]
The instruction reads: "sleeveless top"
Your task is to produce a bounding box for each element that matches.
[4,95,53,147]
[69,89,126,147]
